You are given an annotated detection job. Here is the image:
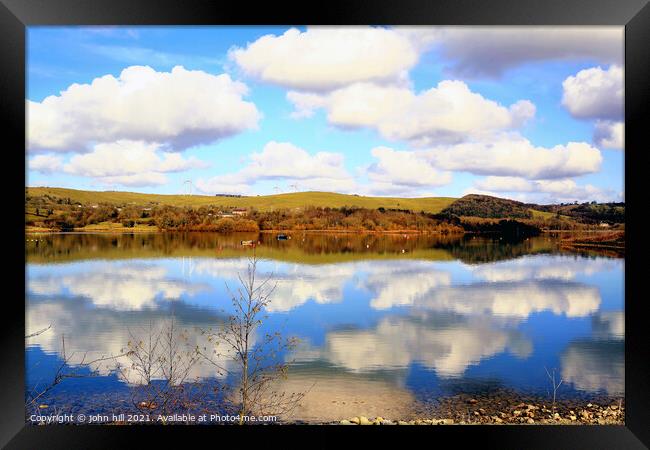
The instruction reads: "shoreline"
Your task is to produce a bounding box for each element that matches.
[25,228,626,253]
[328,390,624,425]
[25,227,621,236]
[29,393,624,426]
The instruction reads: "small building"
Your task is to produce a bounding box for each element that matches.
[232,208,248,216]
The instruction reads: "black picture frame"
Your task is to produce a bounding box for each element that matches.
[2,0,648,448]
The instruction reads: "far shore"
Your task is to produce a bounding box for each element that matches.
[25,226,622,236]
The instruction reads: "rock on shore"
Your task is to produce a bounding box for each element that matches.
[335,397,624,425]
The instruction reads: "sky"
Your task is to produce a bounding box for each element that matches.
[26,26,624,204]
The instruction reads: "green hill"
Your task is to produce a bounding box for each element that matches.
[531,202,625,224]
[25,187,457,214]
[441,194,533,219]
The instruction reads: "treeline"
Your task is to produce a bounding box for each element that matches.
[26,197,465,233]
[441,194,533,219]
[247,206,463,233]
[532,202,625,224]
[155,205,465,233]
[442,194,625,227]
[459,215,590,232]
[459,219,541,237]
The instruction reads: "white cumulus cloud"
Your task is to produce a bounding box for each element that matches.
[28,65,260,153]
[562,65,623,120]
[423,136,602,179]
[471,176,619,203]
[196,141,354,195]
[288,81,535,147]
[196,141,457,197]
[594,120,624,150]
[28,154,64,174]
[230,26,418,91]
[367,147,452,188]
[62,140,208,187]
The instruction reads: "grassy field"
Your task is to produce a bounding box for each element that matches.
[529,208,575,223]
[26,187,457,214]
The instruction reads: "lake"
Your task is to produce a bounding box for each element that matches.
[25,232,624,422]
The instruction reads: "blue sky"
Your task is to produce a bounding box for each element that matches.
[26,26,624,203]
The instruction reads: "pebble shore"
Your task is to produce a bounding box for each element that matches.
[333,393,624,425]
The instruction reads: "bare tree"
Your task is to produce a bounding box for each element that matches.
[118,317,204,420]
[25,324,51,339]
[26,330,125,412]
[544,366,564,414]
[200,254,305,424]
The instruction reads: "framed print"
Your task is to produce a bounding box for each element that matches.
[1,0,648,448]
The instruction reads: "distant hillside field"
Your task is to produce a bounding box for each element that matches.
[26,187,457,214]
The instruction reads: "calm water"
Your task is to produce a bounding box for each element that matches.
[25,232,624,421]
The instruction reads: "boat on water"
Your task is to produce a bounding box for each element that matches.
[277,234,290,240]
[240,240,255,246]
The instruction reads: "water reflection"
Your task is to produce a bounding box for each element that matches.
[471,255,620,282]
[26,232,564,265]
[293,314,532,377]
[560,312,625,396]
[27,296,237,382]
[411,281,600,319]
[25,232,624,410]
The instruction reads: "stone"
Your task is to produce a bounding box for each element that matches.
[478,408,486,415]
[527,418,535,424]
[494,417,503,423]
[350,417,360,424]
[569,415,577,421]
[340,420,352,425]
[397,420,408,425]
[359,416,372,425]
[468,398,478,404]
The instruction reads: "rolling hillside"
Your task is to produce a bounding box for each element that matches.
[25,188,624,235]
[440,194,533,219]
[26,187,457,214]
